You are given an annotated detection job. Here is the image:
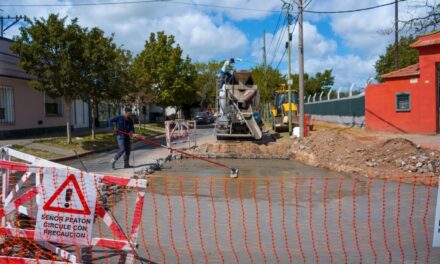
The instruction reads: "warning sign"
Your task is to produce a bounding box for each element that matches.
[433,177,440,247]
[34,168,97,245]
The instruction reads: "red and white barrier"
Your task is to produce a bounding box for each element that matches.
[0,147,147,264]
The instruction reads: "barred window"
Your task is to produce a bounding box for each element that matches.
[0,86,14,125]
[395,92,411,112]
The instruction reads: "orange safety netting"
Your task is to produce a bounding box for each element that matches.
[1,161,439,263]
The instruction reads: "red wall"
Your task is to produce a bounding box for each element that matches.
[365,78,436,134]
[366,44,440,134]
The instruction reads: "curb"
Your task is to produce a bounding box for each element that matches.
[50,133,165,162]
[189,152,291,160]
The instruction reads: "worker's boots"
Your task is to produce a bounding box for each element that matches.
[111,159,116,170]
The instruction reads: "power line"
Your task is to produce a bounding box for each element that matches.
[0,0,408,15]
[0,0,168,7]
[269,13,288,66]
[267,11,283,55]
[275,48,287,70]
[272,12,298,70]
[0,0,283,13]
[304,0,408,14]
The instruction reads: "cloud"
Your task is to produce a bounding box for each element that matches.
[306,0,438,55]
[251,17,376,89]
[147,12,248,60]
[3,0,434,89]
[254,21,337,66]
[198,0,282,21]
[1,0,250,61]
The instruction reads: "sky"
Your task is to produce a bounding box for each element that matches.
[1,0,437,91]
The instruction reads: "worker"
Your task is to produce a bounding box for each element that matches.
[219,58,235,89]
[108,108,135,170]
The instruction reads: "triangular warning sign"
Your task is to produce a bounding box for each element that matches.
[43,174,91,215]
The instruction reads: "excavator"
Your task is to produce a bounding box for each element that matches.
[215,71,263,140]
[271,84,299,132]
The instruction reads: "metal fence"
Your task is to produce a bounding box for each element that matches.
[304,82,369,127]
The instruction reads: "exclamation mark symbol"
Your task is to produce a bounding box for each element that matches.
[64,188,73,208]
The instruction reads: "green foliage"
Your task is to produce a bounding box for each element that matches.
[194,60,222,110]
[11,14,86,143]
[375,36,419,82]
[251,65,284,105]
[81,28,131,103]
[80,27,131,138]
[289,69,335,96]
[11,14,84,100]
[132,31,197,110]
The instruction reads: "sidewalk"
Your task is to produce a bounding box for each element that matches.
[0,127,164,161]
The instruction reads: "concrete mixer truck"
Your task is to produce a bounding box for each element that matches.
[215,70,263,140]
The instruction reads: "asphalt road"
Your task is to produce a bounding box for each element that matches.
[61,124,216,176]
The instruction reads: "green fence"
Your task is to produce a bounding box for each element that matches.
[304,95,365,117]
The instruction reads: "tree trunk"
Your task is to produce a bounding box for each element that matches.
[162,107,167,122]
[90,99,96,141]
[136,100,143,128]
[65,99,72,144]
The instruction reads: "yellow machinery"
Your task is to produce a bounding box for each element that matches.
[271,84,299,132]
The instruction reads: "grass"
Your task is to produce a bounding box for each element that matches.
[36,129,161,153]
[136,123,165,132]
[36,132,116,152]
[11,144,60,160]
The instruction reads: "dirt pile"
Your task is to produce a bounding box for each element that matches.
[193,130,439,185]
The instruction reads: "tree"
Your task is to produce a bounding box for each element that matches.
[194,60,222,110]
[80,27,131,140]
[251,65,284,106]
[132,31,197,119]
[11,14,85,143]
[401,3,440,34]
[375,36,419,82]
[289,69,335,96]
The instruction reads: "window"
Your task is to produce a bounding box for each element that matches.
[396,92,411,112]
[0,86,14,125]
[45,94,63,116]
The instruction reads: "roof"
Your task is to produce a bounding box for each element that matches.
[410,30,440,48]
[0,38,33,80]
[381,63,420,79]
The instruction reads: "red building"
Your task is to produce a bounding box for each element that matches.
[365,31,440,134]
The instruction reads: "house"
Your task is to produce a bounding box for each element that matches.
[365,31,440,134]
[0,36,84,139]
[0,36,167,139]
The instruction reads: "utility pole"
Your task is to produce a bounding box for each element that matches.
[263,30,268,121]
[263,30,267,68]
[0,15,25,38]
[394,0,399,69]
[298,0,305,138]
[282,1,293,136]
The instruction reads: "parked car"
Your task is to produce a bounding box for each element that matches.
[195,112,209,124]
[206,112,215,123]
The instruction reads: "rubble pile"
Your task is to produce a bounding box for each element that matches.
[192,129,439,185]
